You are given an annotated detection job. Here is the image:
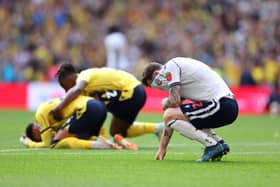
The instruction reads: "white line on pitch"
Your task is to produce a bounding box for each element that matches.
[0,150,280,156]
[1,141,279,154]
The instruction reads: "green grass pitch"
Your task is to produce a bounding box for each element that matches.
[0,110,280,187]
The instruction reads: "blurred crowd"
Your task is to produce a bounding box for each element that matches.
[0,0,280,87]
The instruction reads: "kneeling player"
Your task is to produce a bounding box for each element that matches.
[20,96,121,150]
[142,57,239,162]
[51,63,164,150]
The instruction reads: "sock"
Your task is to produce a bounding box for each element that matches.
[54,137,92,149]
[126,122,157,137]
[99,127,108,138]
[167,120,217,147]
[91,140,111,149]
[201,129,223,142]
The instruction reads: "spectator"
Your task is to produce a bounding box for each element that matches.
[1,62,15,82]
[265,74,280,115]
[0,0,279,86]
[104,25,130,71]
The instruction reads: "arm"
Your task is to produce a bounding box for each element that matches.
[155,126,173,160]
[26,132,50,148]
[165,59,182,107]
[166,85,182,108]
[20,137,49,148]
[51,80,88,120]
[20,128,53,148]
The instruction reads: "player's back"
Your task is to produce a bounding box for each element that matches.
[77,68,140,100]
[167,57,232,101]
[64,95,93,119]
[35,96,93,129]
[35,98,67,131]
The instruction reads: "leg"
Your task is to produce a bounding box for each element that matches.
[52,100,107,147]
[179,98,238,161]
[109,116,138,150]
[109,117,130,137]
[164,107,224,162]
[201,129,223,142]
[126,121,164,139]
[52,120,77,146]
[68,100,107,139]
[201,128,230,161]
[106,85,147,150]
[53,137,121,150]
[164,108,217,147]
[110,119,164,140]
[107,84,146,138]
[52,127,76,142]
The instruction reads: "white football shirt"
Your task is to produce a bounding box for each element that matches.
[157,57,233,101]
[104,32,129,70]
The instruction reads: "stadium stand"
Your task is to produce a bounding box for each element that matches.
[0,0,279,88]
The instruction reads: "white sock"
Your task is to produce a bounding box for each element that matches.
[167,120,217,147]
[91,141,110,149]
[201,129,223,142]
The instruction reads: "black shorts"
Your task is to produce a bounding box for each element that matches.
[67,100,107,139]
[180,97,239,129]
[106,85,146,124]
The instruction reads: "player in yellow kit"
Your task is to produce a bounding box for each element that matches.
[20,96,121,150]
[51,63,163,150]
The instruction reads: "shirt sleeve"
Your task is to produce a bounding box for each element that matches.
[28,112,54,148]
[76,71,91,83]
[27,128,52,148]
[165,60,181,87]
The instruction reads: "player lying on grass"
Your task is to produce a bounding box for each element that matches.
[51,63,163,150]
[20,95,163,149]
[142,57,239,162]
[20,95,121,150]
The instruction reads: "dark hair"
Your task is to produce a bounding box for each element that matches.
[55,63,76,83]
[141,62,162,86]
[108,25,121,34]
[25,123,37,142]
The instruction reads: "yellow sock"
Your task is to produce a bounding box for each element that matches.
[99,127,108,138]
[54,137,92,149]
[126,122,157,137]
[89,127,108,140]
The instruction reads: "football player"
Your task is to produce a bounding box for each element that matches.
[20,95,121,150]
[142,57,239,162]
[51,63,163,150]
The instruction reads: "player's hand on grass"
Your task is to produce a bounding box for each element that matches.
[155,148,167,160]
[19,135,31,146]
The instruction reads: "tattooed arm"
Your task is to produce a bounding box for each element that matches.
[155,126,174,160]
[168,85,181,107]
